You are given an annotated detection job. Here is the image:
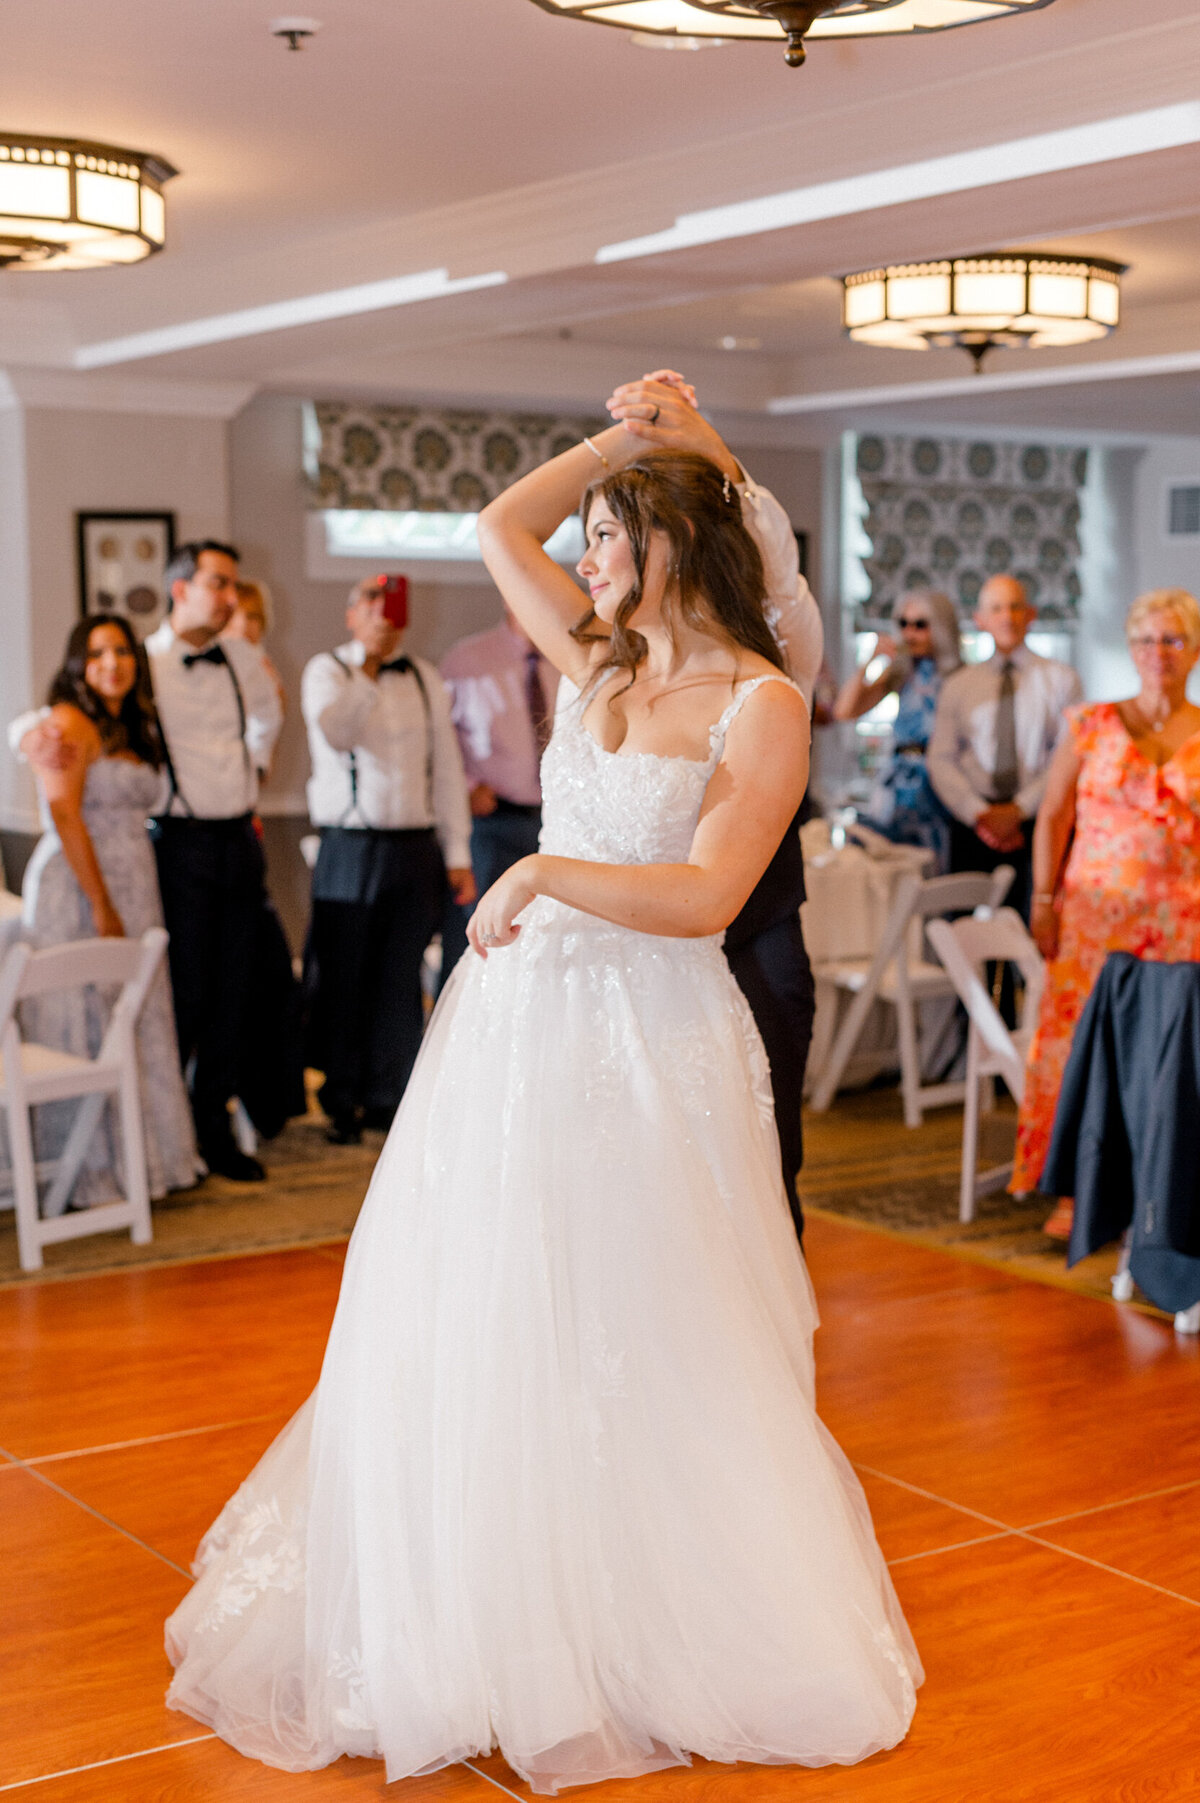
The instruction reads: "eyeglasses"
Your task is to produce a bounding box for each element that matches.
[1129,634,1188,651]
[897,617,931,630]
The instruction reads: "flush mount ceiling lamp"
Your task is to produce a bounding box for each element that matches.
[841,251,1126,372]
[527,1,1057,68]
[0,133,176,271]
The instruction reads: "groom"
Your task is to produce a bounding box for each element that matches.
[606,373,820,1243]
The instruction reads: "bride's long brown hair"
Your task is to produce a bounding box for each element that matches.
[570,451,785,695]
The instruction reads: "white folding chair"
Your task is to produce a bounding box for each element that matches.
[925,908,1044,1222]
[808,866,1015,1128]
[0,928,167,1271]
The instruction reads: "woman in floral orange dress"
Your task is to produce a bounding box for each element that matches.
[1014,589,1200,1236]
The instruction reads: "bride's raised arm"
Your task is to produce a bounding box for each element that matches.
[477,380,757,685]
[476,424,641,684]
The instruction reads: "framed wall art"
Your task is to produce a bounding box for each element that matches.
[76,511,176,639]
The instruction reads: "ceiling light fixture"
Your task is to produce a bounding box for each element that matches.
[528,1,1057,69]
[841,251,1125,372]
[0,133,175,271]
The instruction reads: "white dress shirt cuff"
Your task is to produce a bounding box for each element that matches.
[7,707,48,759]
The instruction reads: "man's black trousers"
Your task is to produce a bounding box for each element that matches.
[725,915,815,1244]
[723,805,815,1243]
[152,813,267,1154]
[306,826,446,1122]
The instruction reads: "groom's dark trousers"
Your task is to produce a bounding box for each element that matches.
[723,805,814,1245]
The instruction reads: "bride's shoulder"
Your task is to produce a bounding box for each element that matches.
[730,661,806,715]
[718,669,808,752]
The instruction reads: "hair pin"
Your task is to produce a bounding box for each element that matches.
[722,474,733,504]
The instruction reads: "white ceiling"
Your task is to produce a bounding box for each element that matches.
[2,0,1199,437]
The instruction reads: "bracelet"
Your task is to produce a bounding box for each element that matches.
[582,436,610,469]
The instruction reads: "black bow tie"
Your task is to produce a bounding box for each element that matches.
[182,644,228,670]
[378,654,413,675]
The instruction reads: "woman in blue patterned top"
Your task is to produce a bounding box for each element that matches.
[835,589,962,872]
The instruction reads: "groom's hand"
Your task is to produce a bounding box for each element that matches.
[605,372,742,482]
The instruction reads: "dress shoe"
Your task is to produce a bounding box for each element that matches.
[202,1138,266,1182]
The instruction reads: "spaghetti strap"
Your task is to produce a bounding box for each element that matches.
[708,673,803,757]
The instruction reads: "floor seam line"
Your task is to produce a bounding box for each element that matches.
[854,1463,1200,1563]
[1014,1530,1200,1608]
[21,1412,288,1466]
[851,1462,1018,1534]
[887,1530,1015,1566]
[0,1735,216,1791]
[462,1758,527,1799]
[0,1441,192,1578]
[1019,1476,1200,1532]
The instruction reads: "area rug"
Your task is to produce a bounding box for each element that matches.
[800,1087,1142,1315]
[0,1111,377,1288]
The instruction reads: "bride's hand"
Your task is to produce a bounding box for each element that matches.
[467,857,540,958]
[605,373,741,481]
[641,368,699,409]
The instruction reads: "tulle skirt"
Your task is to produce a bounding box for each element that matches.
[165,902,921,1792]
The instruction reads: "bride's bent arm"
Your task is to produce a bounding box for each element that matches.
[476,424,643,685]
[469,684,809,955]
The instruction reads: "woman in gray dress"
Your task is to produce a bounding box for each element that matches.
[21,615,200,1202]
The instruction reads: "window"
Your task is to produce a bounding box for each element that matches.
[322,510,585,564]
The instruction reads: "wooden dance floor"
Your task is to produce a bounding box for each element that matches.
[2,1216,1197,1800]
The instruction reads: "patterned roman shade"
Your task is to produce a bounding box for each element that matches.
[855,434,1089,625]
[304,402,606,512]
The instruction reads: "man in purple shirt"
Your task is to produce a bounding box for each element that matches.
[438,608,558,983]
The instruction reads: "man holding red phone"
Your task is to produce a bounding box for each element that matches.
[301,574,474,1143]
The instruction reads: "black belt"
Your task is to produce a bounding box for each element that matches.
[893,743,926,757]
[490,797,541,817]
[318,823,435,839]
[153,811,254,833]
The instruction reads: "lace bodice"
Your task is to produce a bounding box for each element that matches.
[538,674,796,867]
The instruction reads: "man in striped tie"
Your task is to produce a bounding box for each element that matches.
[927,574,1083,922]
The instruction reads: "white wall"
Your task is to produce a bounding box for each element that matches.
[1080,436,1200,701]
[1132,439,1200,599]
[0,394,232,831]
[1077,445,1143,702]
[0,400,33,831]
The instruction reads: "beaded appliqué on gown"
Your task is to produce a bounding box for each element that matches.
[165,671,921,1795]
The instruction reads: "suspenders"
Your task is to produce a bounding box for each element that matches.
[160,646,253,819]
[329,651,434,830]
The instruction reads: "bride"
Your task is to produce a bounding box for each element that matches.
[165,390,922,1793]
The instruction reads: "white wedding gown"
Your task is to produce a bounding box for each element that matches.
[165,676,922,1793]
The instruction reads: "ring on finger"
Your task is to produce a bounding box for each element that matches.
[648,405,660,424]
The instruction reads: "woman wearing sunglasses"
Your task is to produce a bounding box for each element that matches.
[834,588,962,872]
[1013,588,1200,1237]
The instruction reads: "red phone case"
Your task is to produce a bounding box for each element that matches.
[378,574,409,630]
